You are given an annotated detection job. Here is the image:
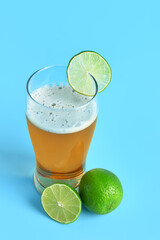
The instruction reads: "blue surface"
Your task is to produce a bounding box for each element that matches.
[0,0,160,239]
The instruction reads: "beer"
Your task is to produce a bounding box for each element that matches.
[26,84,97,190]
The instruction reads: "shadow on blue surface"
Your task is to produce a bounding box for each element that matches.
[0,148,46,217]
[0,148,101,220]
[0,148,35,177]
[81,204,93,216]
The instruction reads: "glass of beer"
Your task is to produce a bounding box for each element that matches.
[26,66,98,193]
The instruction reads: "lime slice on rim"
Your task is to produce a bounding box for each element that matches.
[41,183,82,224]
[67,51,112,96]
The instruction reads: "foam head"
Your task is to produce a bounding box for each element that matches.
[26,84,98,134]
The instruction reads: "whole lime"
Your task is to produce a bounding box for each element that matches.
[79,168,123,214]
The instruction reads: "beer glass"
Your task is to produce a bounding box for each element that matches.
[26,66,98,193]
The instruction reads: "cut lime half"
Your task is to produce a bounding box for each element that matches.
[41,183,82,224]
[67,51,111,96]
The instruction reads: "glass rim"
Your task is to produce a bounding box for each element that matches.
[26,65,98,111]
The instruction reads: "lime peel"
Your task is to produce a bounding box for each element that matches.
[79,168,123,214]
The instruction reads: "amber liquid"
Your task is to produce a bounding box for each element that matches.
[27,118,96,181]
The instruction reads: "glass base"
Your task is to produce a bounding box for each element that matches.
[34,168,84,193]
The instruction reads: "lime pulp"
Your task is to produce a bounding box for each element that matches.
[41,183,82,224]
[67,51,111,96]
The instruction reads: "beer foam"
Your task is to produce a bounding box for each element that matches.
[26,84,98,133]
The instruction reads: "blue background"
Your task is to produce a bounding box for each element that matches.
[0,0,160,239]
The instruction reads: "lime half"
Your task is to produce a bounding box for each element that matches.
[67,51,111,96]
[41,183,82,224]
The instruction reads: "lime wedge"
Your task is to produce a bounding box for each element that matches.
[67,51,112,96]
[41,183,82,224]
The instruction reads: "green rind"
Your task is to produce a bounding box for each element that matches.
[41,183,82,224]
[79,168,123,214]
[67,51,112,96]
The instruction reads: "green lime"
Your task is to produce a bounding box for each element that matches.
[79,168,123,214]
[67,51,111,96]
[41,183,82,224]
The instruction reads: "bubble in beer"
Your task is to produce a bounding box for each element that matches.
[26,84,97,134]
